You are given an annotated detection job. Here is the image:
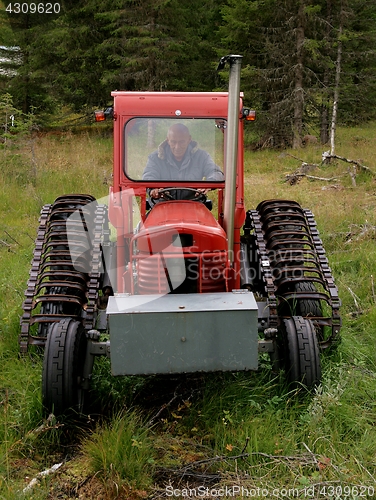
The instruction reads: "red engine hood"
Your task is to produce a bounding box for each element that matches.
[134,201,228,254]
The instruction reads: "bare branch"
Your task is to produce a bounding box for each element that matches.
[285,151,374,186]
[326,154,376,176]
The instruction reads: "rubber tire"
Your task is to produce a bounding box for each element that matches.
[295,281,322,318]
[283,316,321,388]
[37,290,63,337]
[42,318,88,416]
[278,281,322,319]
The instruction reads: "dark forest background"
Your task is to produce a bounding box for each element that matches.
[1,0,376,147]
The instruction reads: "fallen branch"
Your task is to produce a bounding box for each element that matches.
[22,462,63,493]
[286,173,340,183]
[325,153,376,176]
[285,151,375,186]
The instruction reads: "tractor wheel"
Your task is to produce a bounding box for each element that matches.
[42,318,88,416]
[283,316,321,388]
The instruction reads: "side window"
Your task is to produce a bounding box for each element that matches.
[124,118,225,182]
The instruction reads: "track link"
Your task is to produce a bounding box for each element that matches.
[243,209,278,329]
[19,195,107,353]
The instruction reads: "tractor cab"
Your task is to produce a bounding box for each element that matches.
[107,93,249,295]
[109,97,244,294]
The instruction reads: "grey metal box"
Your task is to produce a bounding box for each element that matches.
[107,291,259,376]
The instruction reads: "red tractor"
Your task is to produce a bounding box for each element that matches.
[20,56,341,415]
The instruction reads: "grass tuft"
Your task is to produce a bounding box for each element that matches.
[81,410,155,491]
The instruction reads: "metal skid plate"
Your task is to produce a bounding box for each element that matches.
[107,291,259,375]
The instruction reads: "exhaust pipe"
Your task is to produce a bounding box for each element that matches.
[217,55,243,264]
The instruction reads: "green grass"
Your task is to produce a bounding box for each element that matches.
[81,410,155,492]
[0,125,376,498]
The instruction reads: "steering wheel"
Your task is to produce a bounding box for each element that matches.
[152,187,208,204]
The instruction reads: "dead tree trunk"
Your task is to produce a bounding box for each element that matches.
[320,0,332,145]
[330,5,344,156]
[292,0,305,149]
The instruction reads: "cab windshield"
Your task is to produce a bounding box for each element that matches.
[124,118,226,182]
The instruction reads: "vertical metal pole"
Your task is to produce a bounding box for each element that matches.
[220,55,243,265]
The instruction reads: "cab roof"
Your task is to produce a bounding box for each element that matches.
[111,91,243,118]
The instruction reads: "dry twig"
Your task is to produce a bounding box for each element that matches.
[157,450,321,486]
[4,231,20,245]
[340,282,362,315]
[147,393,179,427]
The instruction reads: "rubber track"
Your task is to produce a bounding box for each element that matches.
[258,200,340,347]
[245,200,341,348]
[244,209,278,328]
[19,195,106,352]
[303,209,341,344]
[19,204,52,352]
[84,204,108,331]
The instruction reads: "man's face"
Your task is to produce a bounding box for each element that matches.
[167,129,191,161]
